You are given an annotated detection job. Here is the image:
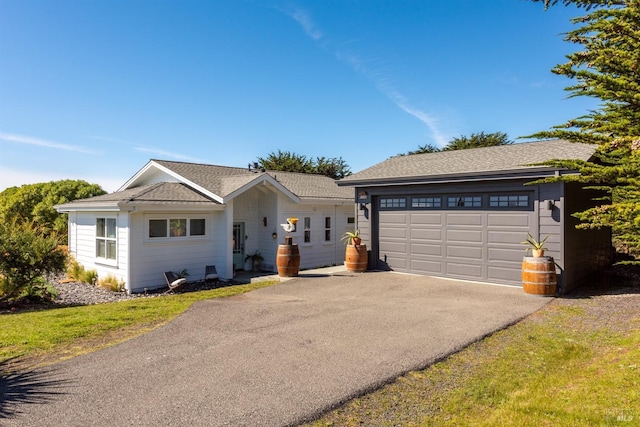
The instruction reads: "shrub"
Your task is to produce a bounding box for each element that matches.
[97,275,125,292]
[0,219,66,302]
[66,256,98,285]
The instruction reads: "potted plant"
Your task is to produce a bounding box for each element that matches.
[244,251,264,272]
[521,233,549,258]
[277,218,300,277]
[341,229,367,272]
[341,229,362,246]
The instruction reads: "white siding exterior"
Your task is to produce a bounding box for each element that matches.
[68,211,129,287]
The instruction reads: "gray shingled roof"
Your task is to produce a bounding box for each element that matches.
[154,159,352,200]
[56,182,218,210]
[339,139,597,185]
[153,161,258,198]
[266,170,353,200]
[58,160,352,210]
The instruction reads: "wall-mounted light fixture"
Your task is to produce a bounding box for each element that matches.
[545,200,555,210]
[263,217,268,226]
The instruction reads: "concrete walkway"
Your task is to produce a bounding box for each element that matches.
[2,272,550,426]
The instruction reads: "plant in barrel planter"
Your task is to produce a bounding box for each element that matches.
[521,233,549,257]
[276,218,300,277]
[341,229,367,272]
[521,233,556,296]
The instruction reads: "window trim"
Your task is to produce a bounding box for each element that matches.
[303,216,311,244]
[324,216,332,243]
[146,216,208,241]
[96,217,117,265]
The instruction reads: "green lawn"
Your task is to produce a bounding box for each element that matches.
[0,281,275,368]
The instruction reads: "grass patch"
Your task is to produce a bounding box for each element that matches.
[0,281,276,369]
[308,298,640,426]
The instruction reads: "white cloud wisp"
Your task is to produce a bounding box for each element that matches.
[0,133,100,154]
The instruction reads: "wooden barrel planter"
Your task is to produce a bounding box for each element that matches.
[522,256,557,296]
[345,244,368,272]
[277,242,300,277]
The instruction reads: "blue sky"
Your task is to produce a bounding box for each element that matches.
[0,0,595,192]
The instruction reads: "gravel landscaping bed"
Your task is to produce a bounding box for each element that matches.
[1,274,239,312]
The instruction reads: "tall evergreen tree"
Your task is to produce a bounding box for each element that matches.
[530,0,640,259]
[442,132,512,151]
[397,132,510,156]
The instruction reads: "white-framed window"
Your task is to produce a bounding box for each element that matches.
[96,218,117,261]
[148,217,206,239]
[303,216,311,243]
[324,216,331,242]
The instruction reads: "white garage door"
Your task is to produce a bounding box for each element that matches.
[378,194,534,285]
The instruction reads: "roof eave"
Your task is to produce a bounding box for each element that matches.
[338,167,577,187]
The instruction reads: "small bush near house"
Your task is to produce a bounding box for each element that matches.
[0,219,66,303]
[97,275,125,292]
[66,256,98,285]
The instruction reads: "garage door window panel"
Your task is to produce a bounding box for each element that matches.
[411,197,441,208]
[489,194,530,208]
[447,196,482,208]
[380,197,407,209]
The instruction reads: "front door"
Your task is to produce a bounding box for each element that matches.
[233,222,245,270]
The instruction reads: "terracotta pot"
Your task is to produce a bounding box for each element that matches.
[522,256,557,296]
[277,244,300,277]
[532,249,545,257]
[345,244,368,272]
[352,237,362,245]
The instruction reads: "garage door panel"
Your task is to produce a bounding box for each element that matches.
[447,262,483,278]
[411,243,442,256]
[411,228,442,240]
[381,255,407,270]
[379,212,407,224]
[411,259,442,274]
[488,265,522,282]
[488,230,528,244]
[377,202,534,286]
[489,247,525,262]
[380,241,407,253]
[409,213,442,224]
[379,226,407,239]
[447,245,483,259]
[447,213,483,226]
[488,213,530,227]
[447,229,482,243]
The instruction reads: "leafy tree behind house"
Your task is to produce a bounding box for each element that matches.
[530,0,640,260]
[0,180,106,243]
[397,132,512,156]
[255,150,352,179]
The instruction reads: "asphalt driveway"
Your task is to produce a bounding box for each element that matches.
[2,272,550,426]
